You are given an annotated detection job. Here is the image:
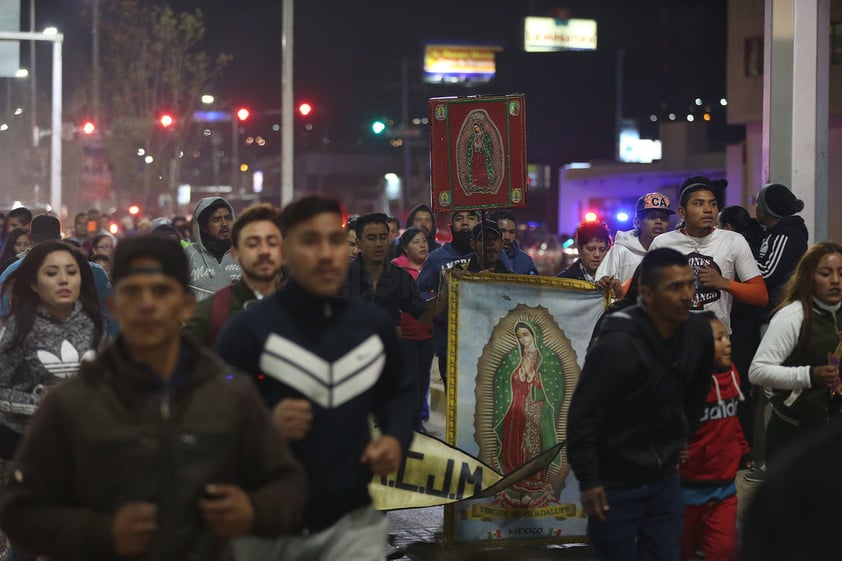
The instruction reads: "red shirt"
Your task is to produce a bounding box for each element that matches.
[391,254,433,341]
[680,363,751,485]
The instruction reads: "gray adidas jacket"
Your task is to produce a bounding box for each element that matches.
[0,302,102,433]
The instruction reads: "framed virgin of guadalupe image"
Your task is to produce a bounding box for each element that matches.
[443,273,607,546]
[429,94,527,212]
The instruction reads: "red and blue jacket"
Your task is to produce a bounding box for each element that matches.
[680,363,750,489]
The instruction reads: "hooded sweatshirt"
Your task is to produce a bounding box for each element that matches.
[568,305,714,490]
[0,301,102,434]
[680,363,750,492]
[416,237,473,356]
[184,197,242,302]
[504,240,538,275]
[386,204,442,261]
[595,229,646,283]
[758,215,808,320]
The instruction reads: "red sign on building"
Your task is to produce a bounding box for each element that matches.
[428,94,527,212]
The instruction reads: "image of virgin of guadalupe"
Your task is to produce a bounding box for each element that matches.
[474,305,580,509]
[455,109,504,196]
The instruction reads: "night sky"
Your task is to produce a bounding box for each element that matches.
[36,0,733,167]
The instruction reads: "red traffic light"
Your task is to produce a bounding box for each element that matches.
[298,102,312,117]
[159,113,175,128]
[81,121,96,135]
[128,204,141,216]
[236,107,250,121]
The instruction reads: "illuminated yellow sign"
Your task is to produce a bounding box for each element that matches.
[523,17,598,52]
[423,44,503,84]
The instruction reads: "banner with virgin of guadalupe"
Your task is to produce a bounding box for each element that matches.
[444,273,607,545]
[428,94,527,212]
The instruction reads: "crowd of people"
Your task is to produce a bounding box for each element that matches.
[0,175,833,560]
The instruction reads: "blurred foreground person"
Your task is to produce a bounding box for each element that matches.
[0,241,107,561]
[741,416,842,561]
[0,237,306,561]
[215,196,414,561]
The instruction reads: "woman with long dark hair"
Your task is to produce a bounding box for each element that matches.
[749,242,842,465]
[0,229,32,275]
[0,241,105,561]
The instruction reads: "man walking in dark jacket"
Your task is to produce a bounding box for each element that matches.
[0,236,306,561]
[342,212,442,329]
[567,248,714,561]
[214,196,415,561]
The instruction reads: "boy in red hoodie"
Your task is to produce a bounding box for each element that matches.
[679,312,752,561]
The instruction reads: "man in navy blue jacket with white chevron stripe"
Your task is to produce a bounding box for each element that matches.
[214,195,415,561]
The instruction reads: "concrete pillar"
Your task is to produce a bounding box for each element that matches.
[763,0,830,242]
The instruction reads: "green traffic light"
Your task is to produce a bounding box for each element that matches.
[371,120,386,135]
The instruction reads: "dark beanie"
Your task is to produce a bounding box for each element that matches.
[757,183,804,219]
[30,214,62,243]
[111,235,190,289]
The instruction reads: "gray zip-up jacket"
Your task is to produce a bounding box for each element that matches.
[183,197,242,302]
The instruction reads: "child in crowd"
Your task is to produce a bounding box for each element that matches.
[679,312,751,561]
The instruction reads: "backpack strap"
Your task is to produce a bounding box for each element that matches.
[207,285,233,346]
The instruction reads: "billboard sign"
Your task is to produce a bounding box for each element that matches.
[523,17,597,52]
[423,43,503,85]
[429,95,527,212]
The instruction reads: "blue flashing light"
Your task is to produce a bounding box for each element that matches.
[193,110,232,123]
[616,211,630,222]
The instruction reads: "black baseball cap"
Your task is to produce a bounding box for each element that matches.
[111,236,190,290]
[472,220,502,240]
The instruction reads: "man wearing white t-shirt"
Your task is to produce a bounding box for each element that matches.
[649,178,768,332]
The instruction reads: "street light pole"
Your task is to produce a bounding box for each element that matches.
[92,0,100,124]
[281,0,294,205]
[30,0,37,147]
[0,30,64,218]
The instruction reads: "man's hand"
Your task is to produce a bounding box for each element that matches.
[698,265,728,290]
[594,276,623,298]
[360,435,402,475]
[678,442,689,465]
[112,502,157,557]
[811,364,840,388]
[580,486,610,522]
[272,398,313,441]
[199,484,255,539]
